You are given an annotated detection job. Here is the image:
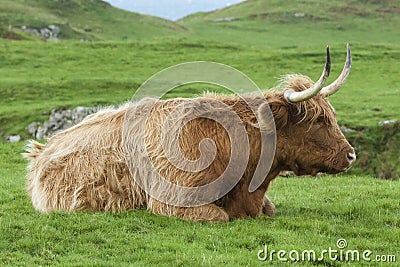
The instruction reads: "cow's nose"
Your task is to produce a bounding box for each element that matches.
[347,152,356,164]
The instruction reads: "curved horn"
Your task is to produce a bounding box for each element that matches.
[284,46,331,103]
[321,43,352,97]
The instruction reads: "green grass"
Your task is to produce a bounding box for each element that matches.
[0,142,399,266]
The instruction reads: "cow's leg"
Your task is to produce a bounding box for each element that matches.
[262,195,276,217]
[150,199,229,222]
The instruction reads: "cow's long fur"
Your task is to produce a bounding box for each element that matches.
[25,75,353,221]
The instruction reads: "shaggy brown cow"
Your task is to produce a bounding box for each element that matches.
[25,45,355,222]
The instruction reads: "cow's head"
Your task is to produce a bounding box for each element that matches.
[261,44,355,176]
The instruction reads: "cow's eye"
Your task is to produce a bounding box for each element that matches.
[316,116,326,123]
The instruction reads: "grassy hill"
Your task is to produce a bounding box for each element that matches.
[179,0,400,48]
[2,0,398,45]
[0,0,186,40]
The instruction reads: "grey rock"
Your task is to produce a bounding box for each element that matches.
[28,122,39,137]
[6,135,21,143]
[294,12,305,18]
[28,106,102,139]
[340,125,356,133]
[214,17,236,22]
[40,28,52,39]
[48,25,60,37]
[379,119,398,126]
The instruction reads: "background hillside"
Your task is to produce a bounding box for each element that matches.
[180,0,400,47]
[0,0,186,40]
[2,0,399,44]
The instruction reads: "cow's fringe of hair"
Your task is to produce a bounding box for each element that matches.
[275,74,337,126]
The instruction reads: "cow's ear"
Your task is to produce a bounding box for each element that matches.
[258,100,288,129]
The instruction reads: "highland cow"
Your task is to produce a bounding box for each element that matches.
[25,45,355,222]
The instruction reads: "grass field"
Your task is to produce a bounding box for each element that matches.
[0,0,399,266]
[0,143,399,266]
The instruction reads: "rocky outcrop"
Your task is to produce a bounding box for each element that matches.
[20,25,60,41]
[28,106,100,139]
